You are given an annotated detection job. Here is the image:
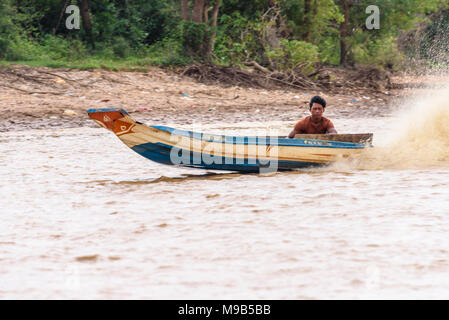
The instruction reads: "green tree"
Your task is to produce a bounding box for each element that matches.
[332,0,449,66]
[0,0,19,59]
[180,0,222,60]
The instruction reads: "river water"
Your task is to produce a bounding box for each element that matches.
[1,89,449,299]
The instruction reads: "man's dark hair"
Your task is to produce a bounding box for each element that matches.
[309,96,326,109]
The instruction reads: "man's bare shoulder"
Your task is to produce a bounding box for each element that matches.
[297,115,311,123]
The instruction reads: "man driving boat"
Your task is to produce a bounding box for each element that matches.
[288,95,337,138]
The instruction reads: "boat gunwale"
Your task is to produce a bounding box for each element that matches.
[149,125,368,149]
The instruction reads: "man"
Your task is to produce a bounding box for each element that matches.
[288,95,337,138]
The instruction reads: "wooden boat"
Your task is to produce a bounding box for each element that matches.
[87,108,372,172]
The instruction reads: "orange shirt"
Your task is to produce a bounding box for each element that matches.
[294,116,335,134]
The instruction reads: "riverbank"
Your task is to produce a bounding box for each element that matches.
[0,64,446,132]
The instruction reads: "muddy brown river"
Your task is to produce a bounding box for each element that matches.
[1,89,449,299]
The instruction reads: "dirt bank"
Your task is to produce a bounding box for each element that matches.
[0,64,445,132]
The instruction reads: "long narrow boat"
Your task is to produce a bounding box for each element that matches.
[87,108,372,172]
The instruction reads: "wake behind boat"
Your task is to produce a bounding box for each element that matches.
[87,108,372,172]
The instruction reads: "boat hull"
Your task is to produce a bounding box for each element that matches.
[87,108,368,172]
[130,141,323,172]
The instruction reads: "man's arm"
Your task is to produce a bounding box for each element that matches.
[288,128,298,138]
[326,120,337,134]
[288,120,303,138]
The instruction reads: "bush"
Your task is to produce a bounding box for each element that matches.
[66,39,89,60]
[316,37,340,65]
[214,12,269,66]
[112,37,131,58]
[40,35,70,60]
[0,0,20,59]
[266,40,319,73]
[3,37,41,60]
[143,37,191,66]
[353,35,405,69]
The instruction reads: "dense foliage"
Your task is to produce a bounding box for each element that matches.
[0,0,448,70]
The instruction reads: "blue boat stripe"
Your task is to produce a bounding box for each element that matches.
[87,107,129,115]
[150,125,364,149]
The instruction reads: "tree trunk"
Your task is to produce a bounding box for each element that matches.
[339,0,350,66]
[53,0,71,35]
[204,0,209,23]
[182,0,221,61]
[78,0,92,30]
[303,0,312,41]
[78,0,94,48]
[181,0,190,20]
[268,0,277,26]
[204,0,220,60]
[192,0,205,23]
